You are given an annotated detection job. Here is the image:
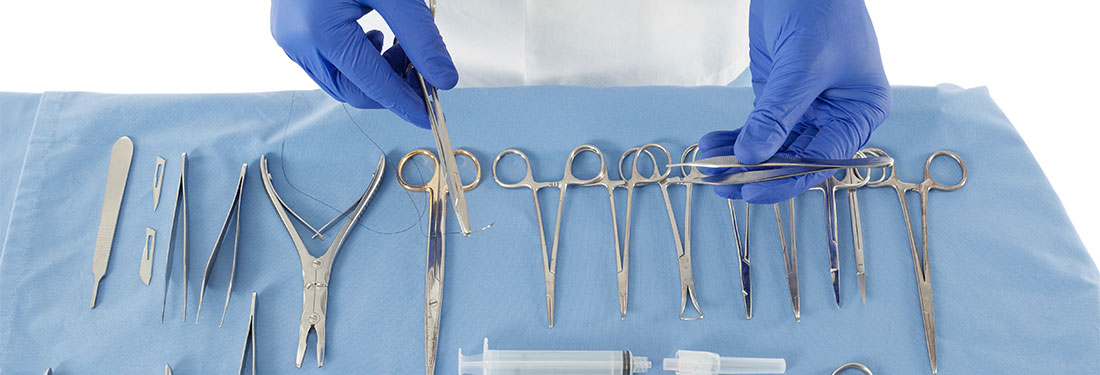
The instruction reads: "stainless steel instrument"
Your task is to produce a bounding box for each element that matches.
[260,154,384,368]
[491,145,609,327]
[197,163,247,326]
[809,162,870,308]
[239,291,257,375]
[398,149,481,375]
[863,148,967,375]
[773,199,800,322]
[652,144,707,321]
[90,136,134,308]
[161,153,189,322]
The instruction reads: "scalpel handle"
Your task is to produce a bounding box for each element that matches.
[91,136,134,308]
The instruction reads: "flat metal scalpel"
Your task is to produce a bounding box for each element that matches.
[91,136,134,308]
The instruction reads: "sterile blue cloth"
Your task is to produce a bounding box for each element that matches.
[0,86,1096,374]
[0,92,42,258]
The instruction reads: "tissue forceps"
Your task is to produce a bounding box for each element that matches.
[670,154,894,170]
[161,152,189,323]
[809,157,872,308]
[863,148,967,375]
[260,154,385,368]
[492,145,607,327]
[398,0,476,236]
[197,163,246,326]
[397,149,481,375]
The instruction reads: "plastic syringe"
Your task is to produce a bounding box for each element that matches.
[458,338,652,375]
[663,350,786,375]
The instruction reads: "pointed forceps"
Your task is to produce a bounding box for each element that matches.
[397,149,481,375]
[862,148,966,375]
[259,154,385,368]
[161,153,189,323]
[397,0,476,237]
[650,144,707,320]
[808,155,871,308]
[197,163,246,326]
[492,145,607,327]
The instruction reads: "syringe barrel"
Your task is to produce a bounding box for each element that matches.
[459,339,651,375]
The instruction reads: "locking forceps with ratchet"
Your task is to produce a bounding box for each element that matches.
[862,148,966,375]
[492,145,608,327]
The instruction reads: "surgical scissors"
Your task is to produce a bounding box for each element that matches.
[397,149,481,375]
[259,154,385,368]
[652,144,707,320]
[492,145,607,327]
[728,199,751,320]
[624,144,699,321]
[863,148,967,375]
[809,157,871,308]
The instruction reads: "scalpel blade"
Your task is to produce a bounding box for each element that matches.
[91,136,134,308]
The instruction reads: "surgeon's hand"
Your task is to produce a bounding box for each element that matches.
[698,0,892,203]
[271,0,458,129]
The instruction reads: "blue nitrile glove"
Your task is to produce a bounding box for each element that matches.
[271,0,458,129]
[698,0,892,204]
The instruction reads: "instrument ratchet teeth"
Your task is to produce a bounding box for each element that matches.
[863,147,967,375]
[492,145,608,327]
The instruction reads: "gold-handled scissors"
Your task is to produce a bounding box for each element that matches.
[398,149,481,375]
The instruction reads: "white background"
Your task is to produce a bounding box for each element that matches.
[1,1,1096,266]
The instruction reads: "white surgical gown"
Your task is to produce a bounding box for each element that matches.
[362,0,750,87]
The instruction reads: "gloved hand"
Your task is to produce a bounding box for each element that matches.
[271,0,458,129]
[698,0,892,204]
